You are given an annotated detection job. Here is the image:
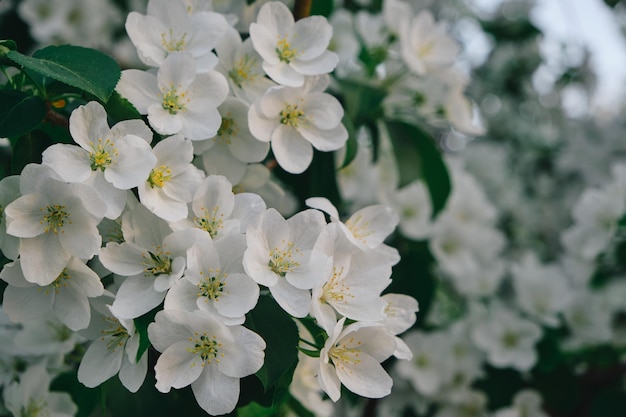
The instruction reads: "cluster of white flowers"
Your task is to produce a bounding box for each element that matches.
[0,1,421,415]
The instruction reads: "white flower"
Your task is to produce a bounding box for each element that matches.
[1,257,103,331]
[381,293,419,359]
[165,234,259,324]
[389,180,432,240]
[194,97,269,184]
[126,0,228,71]
[563,289,613,348]
[311,228,392,333]
[172,174,266,239]
[305,197,400,263]
[117,51,229,140]
[234,164,298,216]
[471,307,542,372]
[248,76,348,173]
[243,208,328,317]
[148,309,265,416]
[395,330,455,396]
[0,175,21,260]
[398,10,459,75]
[493,390,550,417]
[99,204,205,319]
[318,318,396,401]
[4,164,106,285]
[290,353,334,417]
[42,101,156,219]
[249,1,338,87]
[511,253,571,327]
[138,134,204,222]
[78,300,147,393]
[216,26,276,104]
[4,365,77,417]
[11,318,81,357]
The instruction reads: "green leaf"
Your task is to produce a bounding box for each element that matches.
[383,119,451,217]
[297,316,326,348]
[338,114,358,169]
[245,295,299,391]
[310,0,334,17]
[10,129,53,175]
[134,307,158,363]
[0,90,46,137]
[237,402,276,417]
[51,371,100,417]
[385,239,436,327]
[7,45,121,102]
[308,149,342,208]
[0,40,16,50]
[336,78,386,127]
[104,90,142,124]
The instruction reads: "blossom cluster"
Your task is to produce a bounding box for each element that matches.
[0,1,421,416]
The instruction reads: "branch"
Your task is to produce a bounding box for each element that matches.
[293,0,312,20]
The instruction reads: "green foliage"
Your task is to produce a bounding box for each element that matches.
[0,89,46,137]
[134,308,159,363]
[104,90,142,124]
[337,78,386,128]
[385,239,436,327]
[7,45,121,102]
[237,401,276,417]
[383,119,451,218]
[309,0,334,17]
[9,128,52,174]
[50,371,100,417]
[245,295,299,392]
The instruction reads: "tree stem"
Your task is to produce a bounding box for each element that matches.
[293,0,312,20]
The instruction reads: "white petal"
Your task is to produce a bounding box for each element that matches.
[117,70,160,114]
[154,342,203,392]
[20,233,71,285]
[99,242,146,276]
[271,125,313,174]
[119,351,148,393]
[269,277,311,317]
[335,353,392,398]
[69,101,111,149]
[78,339,123,387]
[41,144,91,183]
[110,275,166,319]
[191,366,239,416]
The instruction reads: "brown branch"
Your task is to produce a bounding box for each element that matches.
[44,106,69,129]
[293,0,312,20]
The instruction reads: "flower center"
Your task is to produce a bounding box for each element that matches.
[41,204,70,234]
[268,243,300,277]
[161,29,188,52]
[21,397,48,417]
[502,331,519,348]
[198,270,226,301]
[276,36,298,63]
[143,246,172,276]
[101,315,129,352]
[188,332,224,366]
[194,207,224,238]
[216,117,238,144]
[148,165,172,188]
[280,104,305,128]
[89,138,117,171]
[321,266,354,304]
[329,337,363,370]
[228,55,258,88]
[345,214,373,244]
[161,84,189,115]
[47,269,70,294]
